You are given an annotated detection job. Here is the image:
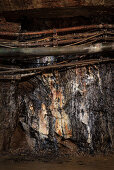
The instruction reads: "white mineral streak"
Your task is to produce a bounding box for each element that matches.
[74,68,92,144]
[88,66,103,93]
[71,79,83,94]
[86,67,94,85]
[39,103,49,138]
[80,103,92,144]
[97,70,103,93]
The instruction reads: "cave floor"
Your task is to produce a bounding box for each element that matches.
[0,155,114,170]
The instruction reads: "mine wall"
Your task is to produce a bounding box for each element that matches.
[0,62,113,156]
[0,9,113,157]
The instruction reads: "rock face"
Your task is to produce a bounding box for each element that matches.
[0,62,113,155]
[0,0,114,12]
[0,83,17,151]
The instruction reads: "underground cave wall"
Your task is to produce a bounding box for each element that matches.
[0,62,113,154]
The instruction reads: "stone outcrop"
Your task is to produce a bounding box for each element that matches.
[0,62,113,155]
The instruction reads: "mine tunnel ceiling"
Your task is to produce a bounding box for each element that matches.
[0,0,114,11]
[0,0,114,21]
[0,22,113,80]
[0,0,113,80]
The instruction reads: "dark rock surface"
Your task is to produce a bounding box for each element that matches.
[0,62,113,156]
[0,0,114,12]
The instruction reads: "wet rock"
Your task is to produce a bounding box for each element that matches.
[0,63,113,155]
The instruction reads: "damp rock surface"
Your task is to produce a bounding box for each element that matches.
[0,62,113,155]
